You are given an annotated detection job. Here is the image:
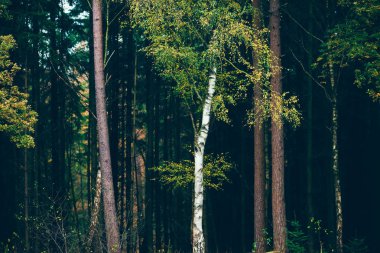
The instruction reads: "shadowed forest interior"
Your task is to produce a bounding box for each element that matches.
[0,0,379,252]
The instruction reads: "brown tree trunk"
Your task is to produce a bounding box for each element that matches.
[252,1,266,252]
[92,0,121,251]
[269,0,287,252]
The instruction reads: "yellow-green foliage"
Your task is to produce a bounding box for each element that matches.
[131,0,301,127]
[131,0,267,124]
[318,0,380,101]
[0,35,37,148]
[152,154,234,190]
[248,91,302,129]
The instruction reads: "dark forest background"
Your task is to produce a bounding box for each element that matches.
[0,0,379,252]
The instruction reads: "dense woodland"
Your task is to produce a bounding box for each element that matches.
[0,0,379,252]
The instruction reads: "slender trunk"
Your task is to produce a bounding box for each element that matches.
[87,169,102,251]
[49,4,66,251]
[58,1,66,203]
[163,89,170,252]
[252,1,266,252]
[328,61,343,253]
[154,79,162,251]
[92,0,121,251]
[306,2,315,252]
[120,84,126,242]
[269,0,287,252]
[125,28,134,253]
[109,13,121,207]
[264,122,271,224]
[240,127,247,252]
[31,13,41,251]
[49,1,62,199]
[173,97,181,250]
[87,9,96,219]
[143,59,154,253]
[132,47,141,253]
[119,44,126,243]
[24,140,30,252]
[192,67,216,253]
[68,145,83,249]
[23,54,30,252]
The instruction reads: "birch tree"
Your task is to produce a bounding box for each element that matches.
[131,0,272,252]
[317,1,380,251]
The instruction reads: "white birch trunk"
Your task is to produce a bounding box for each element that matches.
[329,60,343,253]
[193,67,216,253]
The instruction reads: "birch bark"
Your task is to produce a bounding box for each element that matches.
[192,67,217,253]
[329,60,343,253]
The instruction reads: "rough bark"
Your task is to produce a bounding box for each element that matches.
[269,0,287,252]
[92,0,121,251]
[192,67,216,253]
[87,169,102,251]
[252,0,266,252]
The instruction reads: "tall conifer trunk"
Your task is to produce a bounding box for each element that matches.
[252,1,266,252]
[92,0,121,251]
[269,0,287,252]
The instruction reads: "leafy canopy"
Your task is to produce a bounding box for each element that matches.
[131,0,270,123]
[0,35,37,148]
[131,0,301,127]
[318,0,380,101]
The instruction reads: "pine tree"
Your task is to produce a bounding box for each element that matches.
[92,0,121,251]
